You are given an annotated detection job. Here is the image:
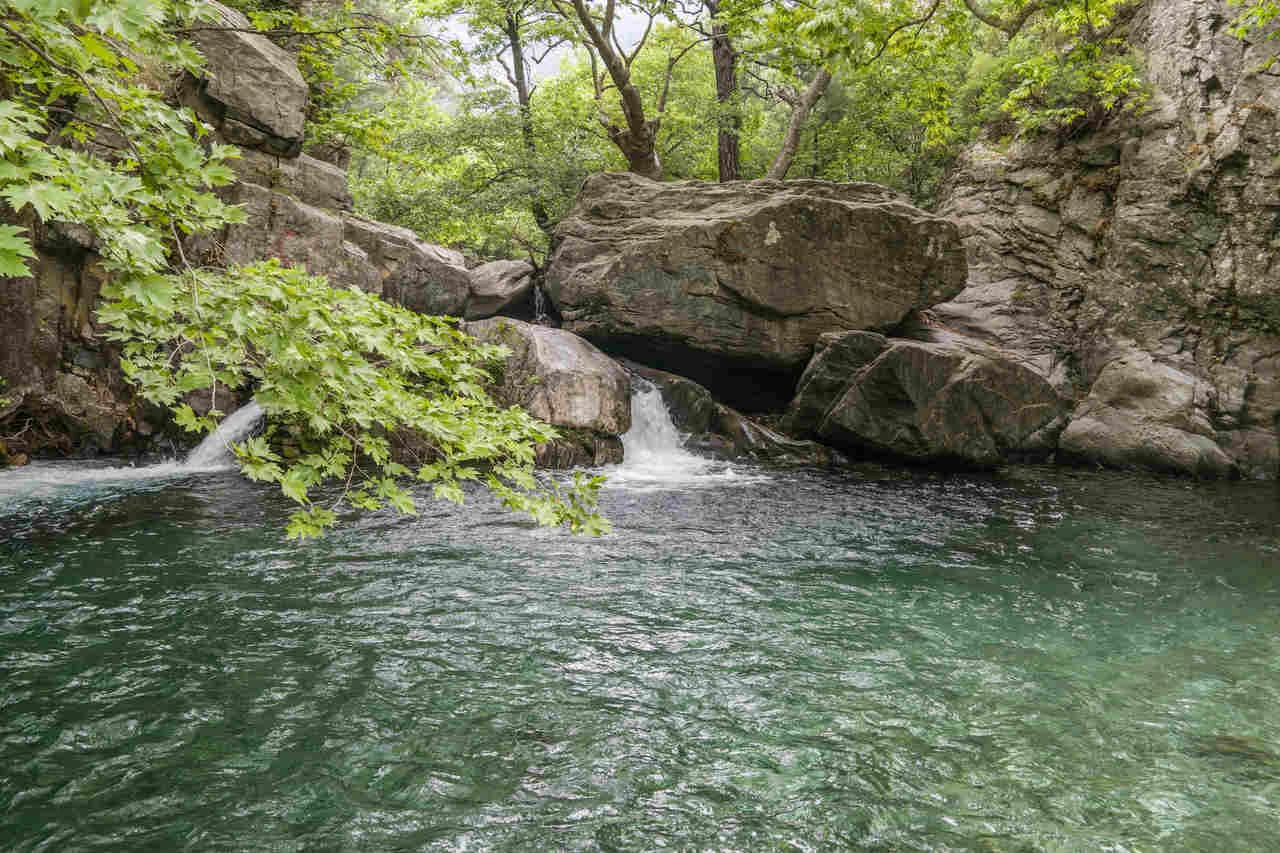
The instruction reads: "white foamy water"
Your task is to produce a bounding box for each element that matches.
[609,383,768,490]
[0,401,263,503]
[183,401,264,470]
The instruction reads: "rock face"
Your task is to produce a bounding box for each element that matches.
[783,328,1067,466]
[934,0,1280,477]
[465,260,536,320]
[545,173,968,410]
[0,1,481,460]
[178,3,308,155]
[465,318,631,467]
[0,221,175,458]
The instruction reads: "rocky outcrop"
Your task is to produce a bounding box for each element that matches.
[545,173,967,410]
[934,0,1280,477]
[0,2,491,462]
[466,318,631,467]
[624,361,839,463]
[782,328,1067,467]
[342,218,470,317]
[177,3,308,156]
[0,221,176,459]
[466,260,536,320]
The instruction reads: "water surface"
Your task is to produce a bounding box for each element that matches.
[1,447,1278,851]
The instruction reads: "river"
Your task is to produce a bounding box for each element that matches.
[1,392,1278,851]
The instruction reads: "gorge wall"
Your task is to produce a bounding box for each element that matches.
[934,0,1280,477]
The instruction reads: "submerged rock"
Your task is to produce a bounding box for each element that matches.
[545,172,967,410]
[784,327,1067,467]
[466,318,631,468]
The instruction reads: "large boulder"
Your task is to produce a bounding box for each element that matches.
[1059,347,1237,476]
[465,318,631,467]
[545,173,967,411]
[784,329,1067,467]
[180,3,308,156]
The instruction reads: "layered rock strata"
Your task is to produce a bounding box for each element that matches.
[934,0,1280,477]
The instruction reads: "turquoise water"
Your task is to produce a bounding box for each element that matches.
[1,460,1279,851]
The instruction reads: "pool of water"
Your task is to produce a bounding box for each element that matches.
[2,453,1279,851]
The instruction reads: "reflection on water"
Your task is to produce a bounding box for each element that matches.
[1,454,1278,852]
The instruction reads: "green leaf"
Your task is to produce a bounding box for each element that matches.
[0,224,36,277]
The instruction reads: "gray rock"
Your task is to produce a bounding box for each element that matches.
[183,3,308,155]
[466,260,535,320]
[230,149,353,211]
[465,317,631,438]
[1059,348,1237,476]
[783,329,1066,466]
[932,0,1280,476]
[781,331,889,437]
[343,217,470,317]
[545,172,967,410]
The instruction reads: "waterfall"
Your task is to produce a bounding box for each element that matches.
[184,401,264,470]
[0,401,265,506]
[620,383,695,465]
[611,381,717,487]
[533,282,550,325]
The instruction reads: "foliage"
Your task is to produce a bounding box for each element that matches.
[1230,0,1280,68]
[223,0,451,156]
[350,70,619,260]
[99,260,610,537]
[0,0,244,278]
[1,0,608,537]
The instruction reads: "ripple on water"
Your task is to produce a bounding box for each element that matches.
[0,462,1279,851]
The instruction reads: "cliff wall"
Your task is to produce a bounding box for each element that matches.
[935,0,1280,477]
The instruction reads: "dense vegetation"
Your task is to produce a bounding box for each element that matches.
[0,0,1272,533]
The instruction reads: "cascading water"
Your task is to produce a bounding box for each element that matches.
[0,401,263,506]
[183,400,264,471]
[532,282,549,325]
[611,380,762,488]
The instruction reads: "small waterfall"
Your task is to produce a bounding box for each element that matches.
[620,383,694,465]
[532,283,550,325]
[184,401,264,471]
[612,381,716,487]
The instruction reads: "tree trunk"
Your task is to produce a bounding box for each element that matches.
[569,0,663,180]
[613,124,663,180]
[505,13,551,230]
[706,0,739,182]
[766,67,832,180]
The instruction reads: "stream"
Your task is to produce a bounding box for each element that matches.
[1,392,1279,851]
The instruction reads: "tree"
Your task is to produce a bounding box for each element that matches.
[0,0,608,537]
[548,0,707,179]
